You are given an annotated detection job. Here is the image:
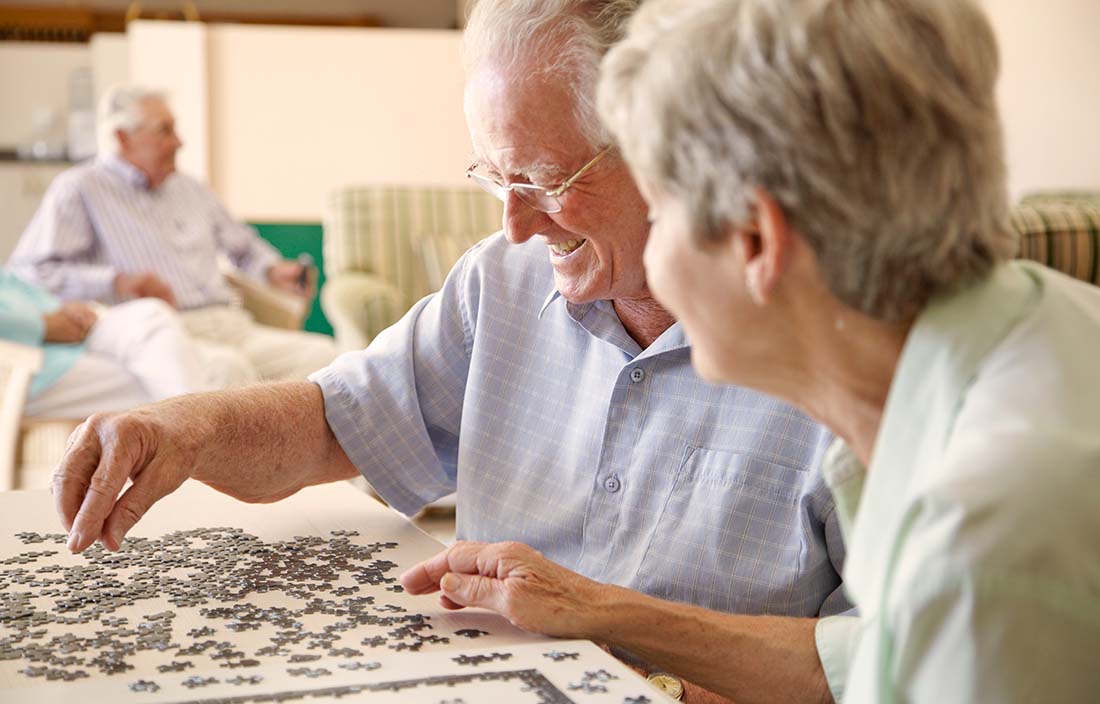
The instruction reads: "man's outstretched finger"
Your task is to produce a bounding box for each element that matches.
[67,441,141,552]
[100,466,186,551]
[51,422,100,534]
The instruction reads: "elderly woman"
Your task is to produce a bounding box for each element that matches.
[401,0,1100,701]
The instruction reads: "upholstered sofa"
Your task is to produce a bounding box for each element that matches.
[1012,191,1100,284]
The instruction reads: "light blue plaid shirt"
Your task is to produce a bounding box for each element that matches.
[312,233,850,617]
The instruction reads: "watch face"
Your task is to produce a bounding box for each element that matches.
[647,673,685,700]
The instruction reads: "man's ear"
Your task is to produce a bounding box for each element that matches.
[736,187,792,305]
[114,129,129,150]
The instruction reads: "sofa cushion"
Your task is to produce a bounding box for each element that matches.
[1011,196,1100,286]
[323,187,503,307]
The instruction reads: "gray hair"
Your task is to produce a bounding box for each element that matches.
[464,0,640,148]
[97,84,167,155]
[598,0,1017,321]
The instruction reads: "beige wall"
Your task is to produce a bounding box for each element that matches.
[126,22,468,220]
[128,21,210,182]
[984,0,1100,199]
[204,24,469,221]
[89,33,131,109]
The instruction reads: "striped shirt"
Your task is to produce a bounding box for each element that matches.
[312,233,851,619]
[8,155,281,310]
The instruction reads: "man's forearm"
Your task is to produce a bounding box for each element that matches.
[590,585,832,704]
[174,382,358,502]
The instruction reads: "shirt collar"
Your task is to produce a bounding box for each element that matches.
[537,287,596,322]
[537,283,690,358]
[537,288,560,319]
[99,154,151,190]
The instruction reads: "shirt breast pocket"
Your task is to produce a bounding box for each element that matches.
[170,215,209,251]
[635,446,815,615]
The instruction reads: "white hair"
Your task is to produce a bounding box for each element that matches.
[599,0,1018,321]
[463,0,640,148]
[97,84,167,155]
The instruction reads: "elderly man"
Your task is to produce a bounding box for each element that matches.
[54,2,847,700]
[8,85,337,382]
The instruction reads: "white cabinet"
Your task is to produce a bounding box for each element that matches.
[0,161,68,262]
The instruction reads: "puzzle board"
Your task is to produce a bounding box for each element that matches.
[0,482,665,703]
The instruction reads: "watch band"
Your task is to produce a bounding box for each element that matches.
[646,672,685,700]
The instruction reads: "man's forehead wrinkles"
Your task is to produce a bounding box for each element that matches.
[507,163,566,184]
[480,151,569,183]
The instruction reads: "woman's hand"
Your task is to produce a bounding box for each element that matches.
[43,302,99,343]
[400,541,608,638]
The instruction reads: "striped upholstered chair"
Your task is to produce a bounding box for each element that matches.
[321,187,503,350]
[1012,191,1100,285]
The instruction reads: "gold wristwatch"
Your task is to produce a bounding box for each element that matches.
[646,671,684,700]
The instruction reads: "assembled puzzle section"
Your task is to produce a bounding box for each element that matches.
[0,483,665,702]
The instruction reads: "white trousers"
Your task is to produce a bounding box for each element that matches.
[24,299,255,419]
[180,306,338,382]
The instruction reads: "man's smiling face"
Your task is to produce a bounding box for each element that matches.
[464,63,652,305]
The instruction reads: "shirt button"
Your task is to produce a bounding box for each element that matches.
[629,367,646,383]
[603,475,622,493]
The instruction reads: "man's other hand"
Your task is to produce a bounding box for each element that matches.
[400,541,607,638]
[43,301,99,343]
[266,260,311,297]
[114,272,177,307]
[52,409,196,553]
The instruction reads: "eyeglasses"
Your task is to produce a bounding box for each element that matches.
[465,146,612,214]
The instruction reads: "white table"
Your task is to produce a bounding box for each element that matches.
[0,482,665,703]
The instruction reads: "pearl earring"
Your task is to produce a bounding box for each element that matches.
[746,273,763,305]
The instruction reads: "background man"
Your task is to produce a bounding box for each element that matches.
[8,85,337,382]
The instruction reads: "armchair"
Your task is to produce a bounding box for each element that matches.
[321,186,503,350]
[223,266,315,331]
[0,340,43,491]
[1012,191,1100,285]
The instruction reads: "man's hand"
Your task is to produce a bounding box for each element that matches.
[51,383,360,556]
[400,541,606,638]
[42,302,99,343]
[52,410,196,553]
[266,260,312,297]
[114,272,176,307]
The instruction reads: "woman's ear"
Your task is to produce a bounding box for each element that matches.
[738,187,792,305]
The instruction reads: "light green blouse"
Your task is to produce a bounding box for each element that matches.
[0,269,83,397]
[815,261,1100,703]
